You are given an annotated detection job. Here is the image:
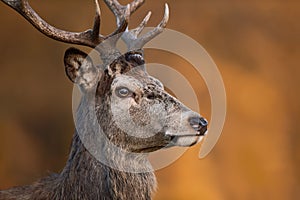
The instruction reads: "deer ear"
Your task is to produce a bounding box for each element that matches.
[64,47,99,91]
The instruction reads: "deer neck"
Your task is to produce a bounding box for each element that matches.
[57,132,156,200]
[53,94,157,199]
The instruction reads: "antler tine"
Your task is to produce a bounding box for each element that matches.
[104,0,123,18]
[91,0,101,41]
[120,11,151,44]
[104,0,169,51]
[132,3,169,49]
[106,4,130,40]
[129,0,145,14]
[131,11,152,37]
[104,0,145,24]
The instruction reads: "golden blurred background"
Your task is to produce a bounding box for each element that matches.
[0,0,299,199]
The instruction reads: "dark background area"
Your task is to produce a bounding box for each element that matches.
[0,0,299,199]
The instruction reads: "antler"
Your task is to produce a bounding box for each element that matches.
[0,0,128,49]
[104,0,169,51]
[1,0,169,63]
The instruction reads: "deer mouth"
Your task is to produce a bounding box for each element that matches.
[138,133,177,152]
[196,125,208,136]
[137,145,168,153]
[165,126,208,147]
[129,132,173,153]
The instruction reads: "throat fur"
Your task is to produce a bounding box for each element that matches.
[57,133,157,200]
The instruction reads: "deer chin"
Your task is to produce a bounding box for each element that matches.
[120,131,174,153]
[165,129,207,147]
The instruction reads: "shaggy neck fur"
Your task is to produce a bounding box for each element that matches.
[53,86,157,200]
[56,132,156,200]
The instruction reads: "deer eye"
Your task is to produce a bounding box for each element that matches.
[116,87,130,98]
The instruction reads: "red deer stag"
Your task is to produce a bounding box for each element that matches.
[0,0,208,199]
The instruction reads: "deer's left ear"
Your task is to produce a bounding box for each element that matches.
[64,47,99,91]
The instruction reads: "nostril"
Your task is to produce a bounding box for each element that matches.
[188,116,208,136]
[188,117,208,129]
[188,117,200,129]
[199,117,208,127]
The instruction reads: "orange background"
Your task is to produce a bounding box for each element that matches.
[0,0,299,199]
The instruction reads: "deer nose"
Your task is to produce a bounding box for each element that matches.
[188,117,208,136]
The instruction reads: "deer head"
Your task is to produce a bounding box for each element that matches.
[2,0,208,156]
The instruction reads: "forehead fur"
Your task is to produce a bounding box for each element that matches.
[112,75,144,91]
[111,74,164,92]
[96,51,165,98]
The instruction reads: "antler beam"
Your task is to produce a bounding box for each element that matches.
[1,0,128,48]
